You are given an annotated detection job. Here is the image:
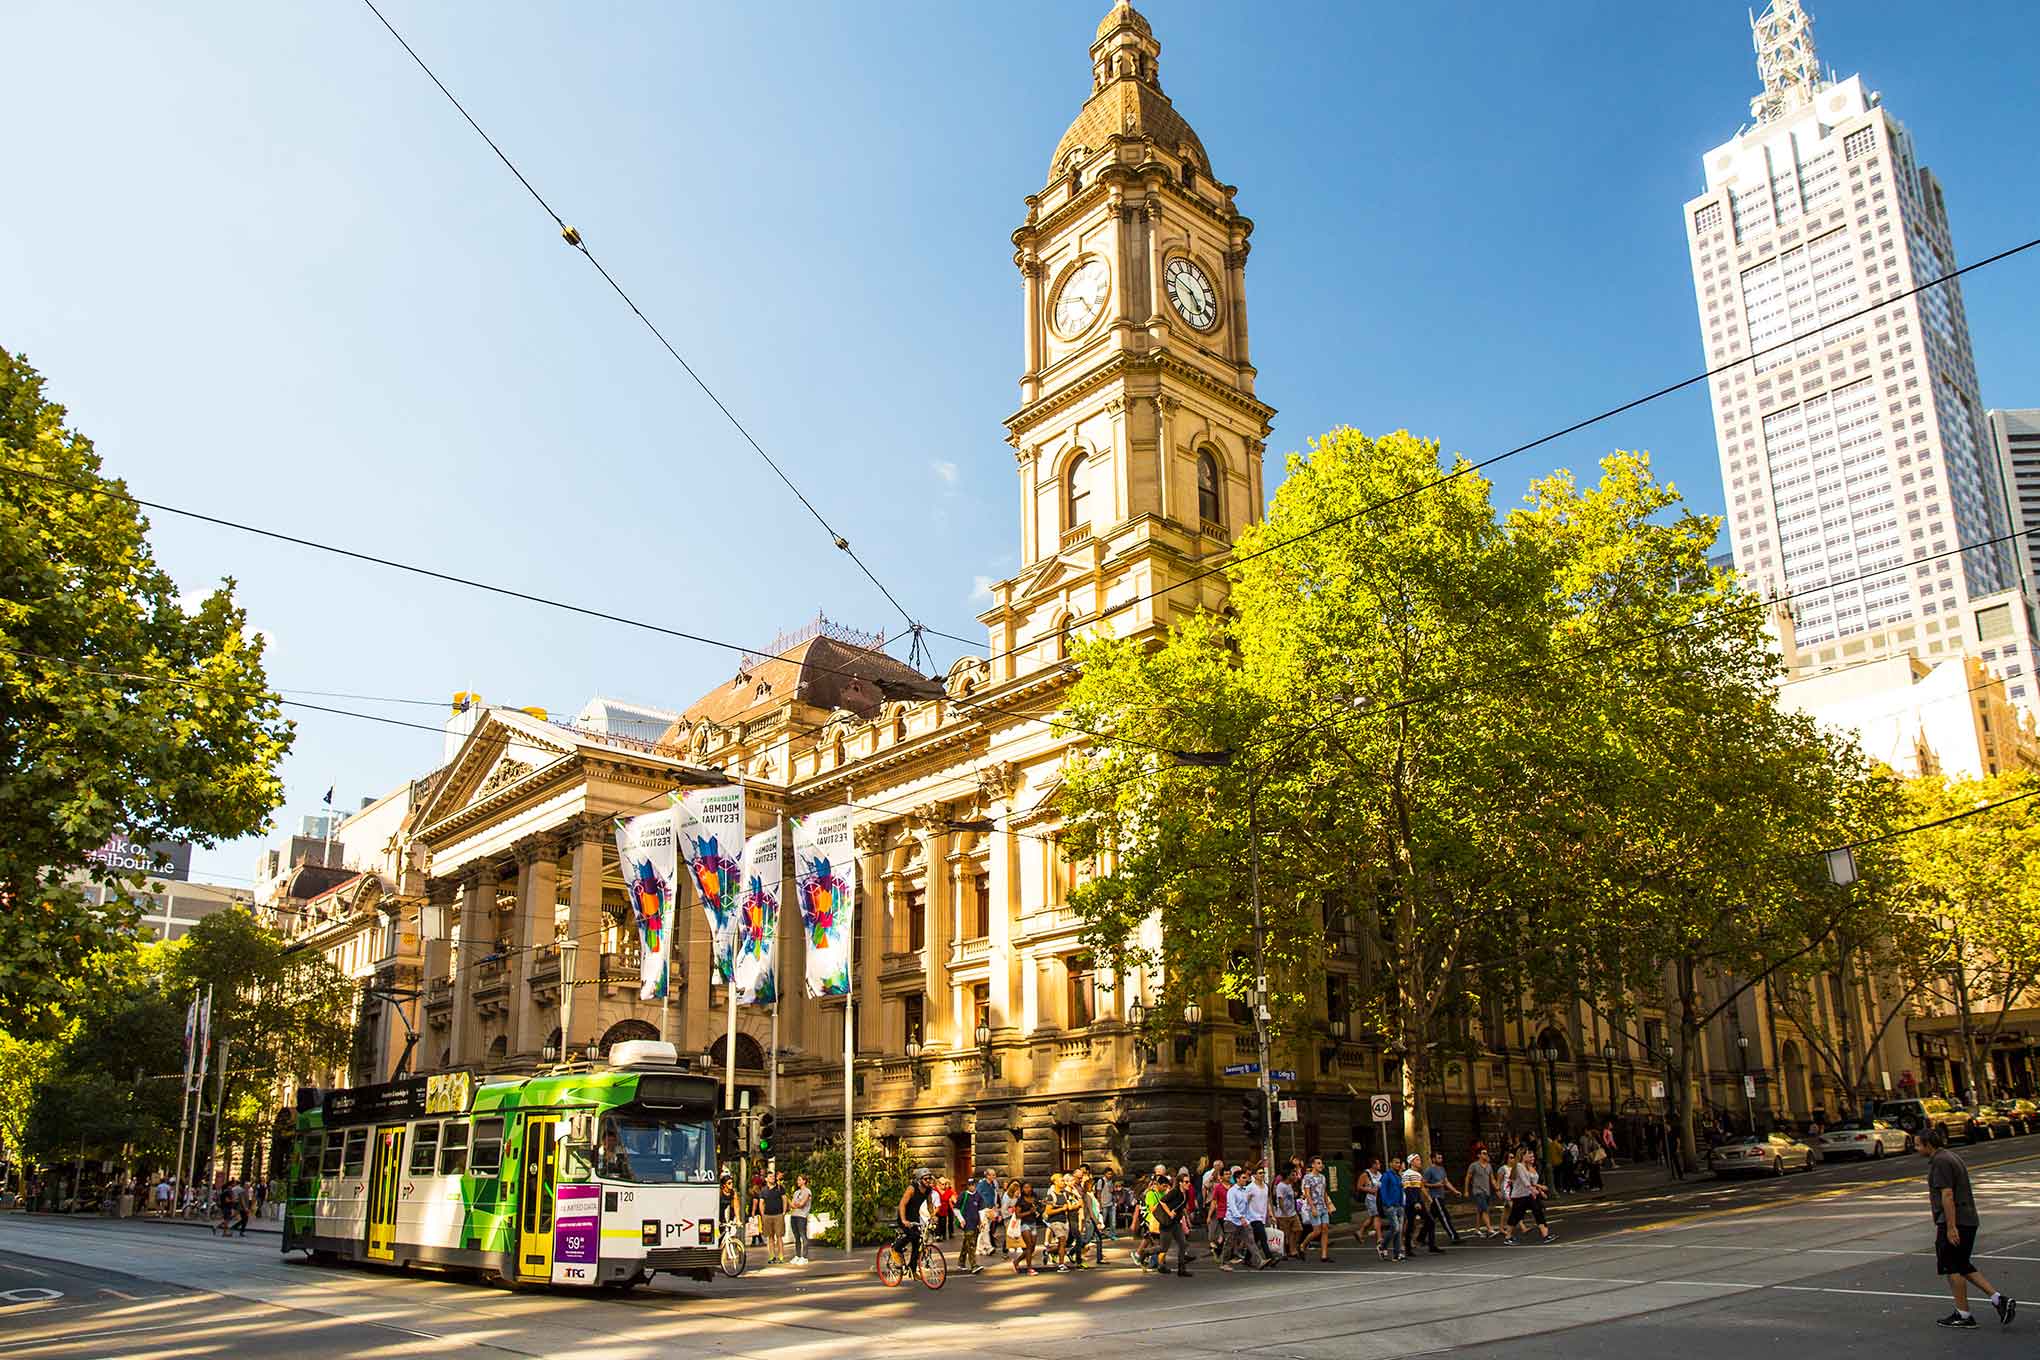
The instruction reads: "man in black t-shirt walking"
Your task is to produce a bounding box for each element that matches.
[1917,1128,2015,1328]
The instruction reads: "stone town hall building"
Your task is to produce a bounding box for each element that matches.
[338,3,1877,1182]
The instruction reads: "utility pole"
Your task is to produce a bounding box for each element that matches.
[1249,794,1274,1174]
[203,1038,230,1196]
[560,937,578,1065]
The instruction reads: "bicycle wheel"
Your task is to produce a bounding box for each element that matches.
[720,1232,749,1278]
[875,1244,905,1287]
[917,1244,947,1290]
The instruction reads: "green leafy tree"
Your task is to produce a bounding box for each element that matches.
[0,346,293,1032]
[1516,456,1868,1163]
[786,1120,915,1249]
[0,1030,57,1193]
[162,908,355,1177]
[1890,771,2040,1102]
[20,959,188,1173]
[1063,431,1656,1150]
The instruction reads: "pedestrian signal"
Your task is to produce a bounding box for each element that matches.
[1241,1090,1267,1142]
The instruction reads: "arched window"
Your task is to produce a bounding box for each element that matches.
[600,1018,660,1053]
[1066,452,1091,532]
[1197,451,1222,525]
[1054,615,1074,660]
[833,733,846,766]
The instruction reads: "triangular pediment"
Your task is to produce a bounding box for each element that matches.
[417,709,576,829]
[1008,554,1089,608]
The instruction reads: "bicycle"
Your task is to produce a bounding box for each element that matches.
[718,1218,749,1278]
[875,1228,947,1289]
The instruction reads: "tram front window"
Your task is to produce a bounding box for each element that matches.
[597,1113,714,1184]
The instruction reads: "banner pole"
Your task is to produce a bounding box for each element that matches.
[769,814,783,1121]
[844,839,855,1258]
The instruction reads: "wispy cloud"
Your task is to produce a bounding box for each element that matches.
[971,575,995,601]
[932,460,959,485]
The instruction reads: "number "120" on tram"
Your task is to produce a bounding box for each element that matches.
[283,1041,721,1289]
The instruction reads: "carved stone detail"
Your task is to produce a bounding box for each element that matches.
[976,761,1021,805]
[479,759,533,797]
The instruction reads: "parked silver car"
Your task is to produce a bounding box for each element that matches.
[1709,1132,1816,1176]
[1813,1118,1910,1160]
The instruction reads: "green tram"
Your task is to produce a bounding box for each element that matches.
[283,1040,722,1288]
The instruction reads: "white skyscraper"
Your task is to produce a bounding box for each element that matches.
[1684,0,2019,677]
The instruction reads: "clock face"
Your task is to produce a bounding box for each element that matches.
[1164,257,1220,331]
[1052,257,1111,338]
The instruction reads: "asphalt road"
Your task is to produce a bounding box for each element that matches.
[2,1137,2037,1359]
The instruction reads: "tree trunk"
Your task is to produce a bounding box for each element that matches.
[1951,944,1986,1104]
[1675,957,1703,1169]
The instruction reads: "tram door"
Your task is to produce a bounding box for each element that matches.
[365,1125,405,1262]
[515,1117,560,1281]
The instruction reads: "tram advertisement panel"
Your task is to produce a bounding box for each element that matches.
[553,1185,601,1285]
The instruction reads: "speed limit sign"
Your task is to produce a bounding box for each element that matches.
[1369,1093,1394,1122]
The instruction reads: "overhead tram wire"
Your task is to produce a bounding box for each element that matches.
[11,241,2031,767]
[0,458,1185,758]
[356,0,977,661]
[962,233,2040,679]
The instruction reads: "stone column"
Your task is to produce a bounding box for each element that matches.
[1018,249,1044,404]
[449,862,496,1068]
[982,766,1020,1036]
[854,822,888,1053]
[563,816,607,1055]
[1144,198,1167,342]
[914,808,952,1049]
[421,878,455,996]
[1154,394,1176,525]
[681,870,711,1055]
[509,833,558,1059]
[1225,238,1252,377]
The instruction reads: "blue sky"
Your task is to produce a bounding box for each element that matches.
[4,1,2037,885]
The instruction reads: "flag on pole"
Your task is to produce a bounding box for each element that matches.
[735,824,780,1006]
[181,993,198,1090]
[614,810,677,1000]
[192,986,213,1096]
[675,787,746,985]
[792,808,855,997]
[323,785,334,806]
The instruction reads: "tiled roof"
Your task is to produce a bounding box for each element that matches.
[1051,77,1208,184]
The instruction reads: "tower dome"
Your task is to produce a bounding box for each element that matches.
[1048,1,1210,185]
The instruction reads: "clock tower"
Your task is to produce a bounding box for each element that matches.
[981,1,1275,683]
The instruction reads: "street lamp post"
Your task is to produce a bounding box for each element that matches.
[1529,1044,1548,1150]
[974,1021,994,1086]
[1839,1033,1854,1121]
[1736,1034,1754,1133]
[1175,1001,1203,1066]
[1543,1044,1560,1131]
[1601,1041,1617,1133]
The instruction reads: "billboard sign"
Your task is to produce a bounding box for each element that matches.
[86,834,192,881]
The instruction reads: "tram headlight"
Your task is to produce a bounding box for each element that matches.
[642,1219,660,1246]
[697,1220,713,1244]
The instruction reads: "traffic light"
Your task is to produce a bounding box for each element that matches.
[1241,1090,1267,1143]
[756,1109,776,1154]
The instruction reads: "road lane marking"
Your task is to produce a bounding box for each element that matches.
[1621,1152,2040,1235]
[99,1287,138,1299]
[0,1264,48,1277]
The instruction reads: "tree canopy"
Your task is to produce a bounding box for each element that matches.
[1059,428,1874,1150]
[0,346,292,1031]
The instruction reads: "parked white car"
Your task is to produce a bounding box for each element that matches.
[1813,1118,1911,1160]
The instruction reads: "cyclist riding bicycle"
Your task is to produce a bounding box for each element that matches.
[895,1169,935,1273]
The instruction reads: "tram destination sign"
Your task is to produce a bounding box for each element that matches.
[323,1077,429,1124]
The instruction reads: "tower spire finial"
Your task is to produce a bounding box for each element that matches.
[1749,0,1823,123]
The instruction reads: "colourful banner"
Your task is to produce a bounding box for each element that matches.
[735,824,780,1006]
[792,807,855,998]
[614,809,677,1000]
[676,786,747,984]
